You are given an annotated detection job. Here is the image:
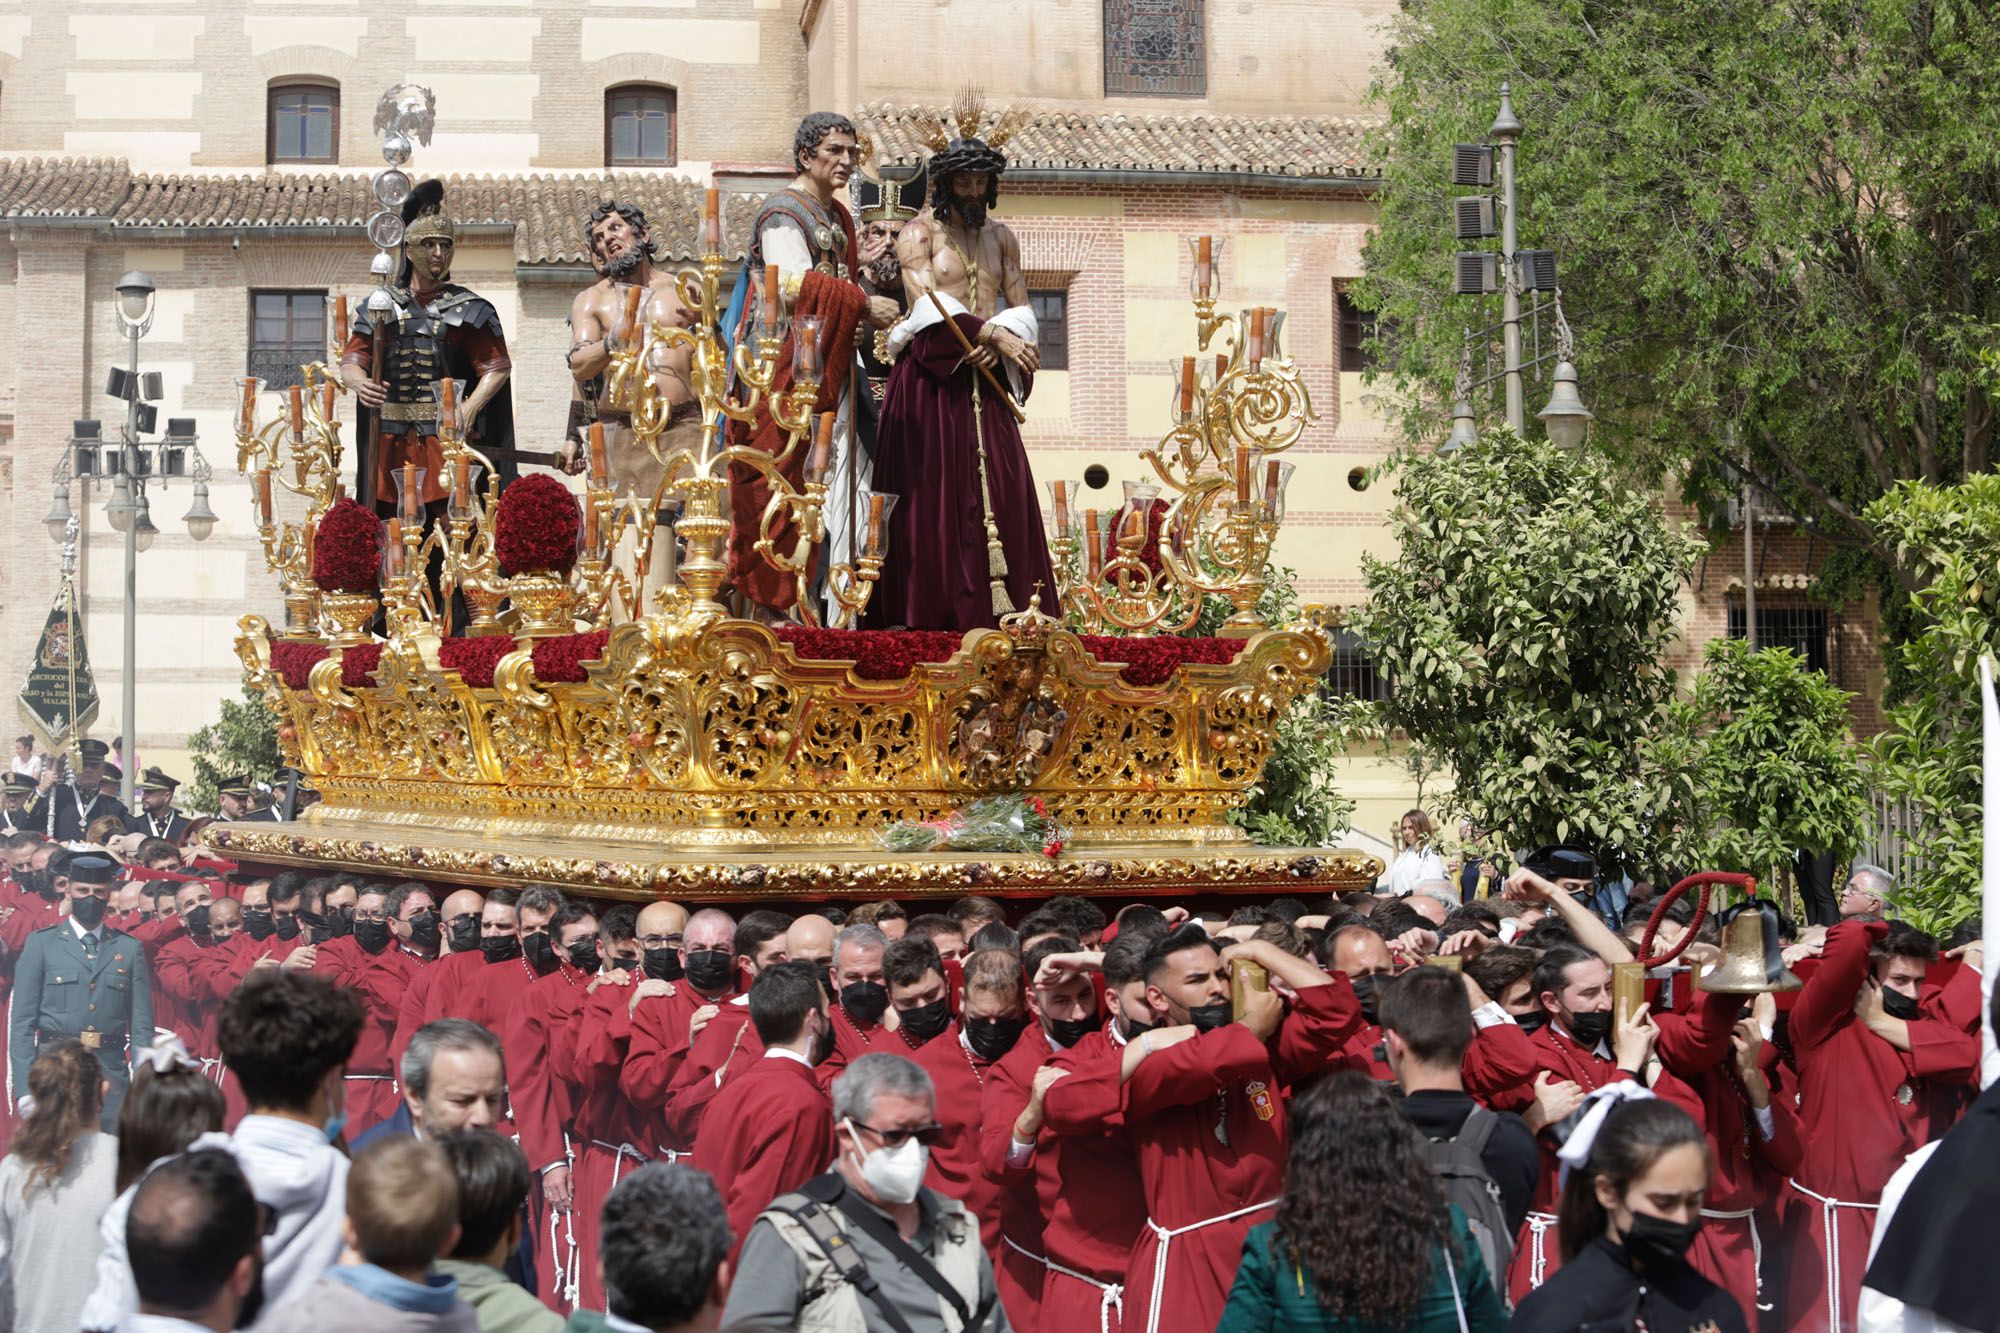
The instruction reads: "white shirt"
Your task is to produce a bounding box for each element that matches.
[10,754,41,780]
[765,1046,811,1068]
[69,915,104,946]
[1382,845,1447,897]
[125,1315,220,1333]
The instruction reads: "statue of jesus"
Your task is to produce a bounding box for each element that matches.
[864,104,1058,632]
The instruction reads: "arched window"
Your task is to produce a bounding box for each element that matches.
[268,81,339,165]
[605,85,676,167]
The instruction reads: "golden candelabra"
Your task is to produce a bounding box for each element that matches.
[238,334,350,641]
[1052,235,1316,638]
[600,244,892,630]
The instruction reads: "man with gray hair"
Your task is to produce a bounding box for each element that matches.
[721,1051,1009,1331]
[818,922,891,1088]
[1405,878,1461,927]
[1840,862,1897,921]
[354,1018,507,1150]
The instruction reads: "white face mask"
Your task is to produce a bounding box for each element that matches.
[843,1118,928,1205]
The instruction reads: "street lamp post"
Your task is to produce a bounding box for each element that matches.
[1449,85,1592,449]
[44,270,216,815]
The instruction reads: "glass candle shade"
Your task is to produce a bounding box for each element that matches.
[1187,235,1225,300]
[394,464,427,526]
[862,490,899,558]
[791,315,825,382]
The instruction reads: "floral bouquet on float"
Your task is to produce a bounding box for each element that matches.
[882,794,1068,858]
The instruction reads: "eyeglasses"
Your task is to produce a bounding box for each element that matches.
[848,1119,944,1149]
[637,934,683,950]
[352,911,388,923]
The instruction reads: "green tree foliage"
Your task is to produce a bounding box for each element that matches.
[1232,691,1380,848]
[1349,429,1704,862]
[1864,473,2000,929]
[1358,0,2000,581]
[1650,639,1870,881]
[185,683,281,816]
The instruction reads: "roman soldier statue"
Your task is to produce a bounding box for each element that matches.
[341,179,517,517]
[725,112,902,622]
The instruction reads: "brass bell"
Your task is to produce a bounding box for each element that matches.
[1696,902,1802,994]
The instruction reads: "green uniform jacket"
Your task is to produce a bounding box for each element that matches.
[6,921,152,1097]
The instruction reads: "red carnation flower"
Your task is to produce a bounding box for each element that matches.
[439,635,521,689]
[493,474,582,578]
[311,497,383,594]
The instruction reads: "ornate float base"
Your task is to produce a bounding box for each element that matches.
[204,816,1381,902]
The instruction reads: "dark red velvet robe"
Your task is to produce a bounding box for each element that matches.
[864,312,1059,632]
[692,1052,834,1262]
[313,936,418,1135]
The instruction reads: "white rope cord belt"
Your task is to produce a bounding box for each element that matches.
[1787,1179,1879,1332]
[1002,1236,1124,1333]
[587,1140,651,1193]
[1523,1211,1559,1288]
[1141,1199,1277,1333]
[1699,1206,1769,1310]
[549,1134,578,1308]
[199,1057,224,1085]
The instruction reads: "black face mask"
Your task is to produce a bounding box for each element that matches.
[1622,1211,1701,1270]
[1881,987,1921,1021]
[481,934,523,965]
[642,946,683,982]
[182,904,212,939]
[408,911,441,952]
[1514,1009,1548,1035]
[1350,972,1382,1026]
[1117,1013,1157,1043]
[446,915,479,954]
[1046,1012,1098,1049]
[1188,1000,1234,1033]
[522,931,558,976]
[326,906,354,938]
[898,998,952,1044]
[1566,1009,1613,1049]
[683,948,735,993]
[810,1012,837,1066]
[568,939,602,973]
[965,1015,1029,1062]
[69,894,108,930]
[243,909,275,941]
[300,912,332,944]
[20,868,55,900]
[353,919,392,954]
[841,979,890,1026]
[812,961,834,996]
[272,913,301,941]
[608,953,639,973]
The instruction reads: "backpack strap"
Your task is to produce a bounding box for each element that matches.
[765,1177,921,1333]
[831,1190,992,1332]
[1454,1104,1500,1154]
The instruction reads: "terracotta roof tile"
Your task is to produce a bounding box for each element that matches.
[852,102,1375,180]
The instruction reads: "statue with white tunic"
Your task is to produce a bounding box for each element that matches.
[863,99,1057,631]
[725,112,897,622]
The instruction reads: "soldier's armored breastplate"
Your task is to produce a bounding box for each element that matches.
[382,308,447,429]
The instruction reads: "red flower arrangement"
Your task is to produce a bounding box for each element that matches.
[1080,634,1242,686]
[493,474,582,577]
[439,636,521,689]
[311,498,383,593]
[532,630,609,683]
[270,641,382,689]
[775,626,966,680]
[776,625,1243,687]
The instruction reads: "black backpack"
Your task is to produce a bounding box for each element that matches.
[1419,1104,1515,1284]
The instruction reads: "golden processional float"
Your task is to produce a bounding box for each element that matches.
[205,92,1382,902]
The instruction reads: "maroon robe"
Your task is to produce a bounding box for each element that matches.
[392,948,485,1066]
[317,937,420,1135]
[864,311,1058,632]
[1780,921,1978,1333]
[1119,981,1361,1333]
[662,995,760,1145]
[814,1001,889,1090]
[910,1023,1006,1252]
[693,1051,834,1261]
[1041,1025,1149,1332]
[561,975,658,1312]
[500,962,592,1314]
[620,981,738,1152]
